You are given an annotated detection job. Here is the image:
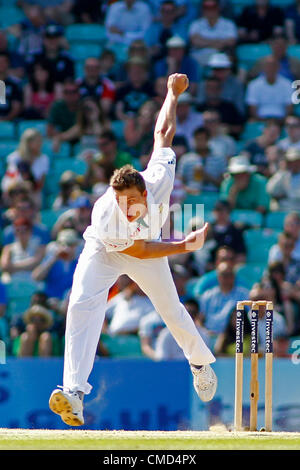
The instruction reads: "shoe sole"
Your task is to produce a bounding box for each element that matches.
[49,391,84,427]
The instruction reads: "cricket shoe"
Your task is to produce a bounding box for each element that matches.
[190,364,217,402]
[49,388,84,426]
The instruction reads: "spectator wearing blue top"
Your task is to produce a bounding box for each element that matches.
[199,261,249,340]
[144,1,187,60]
[2,196,50,248]
[32,229,80,300]
[153,36,201,96]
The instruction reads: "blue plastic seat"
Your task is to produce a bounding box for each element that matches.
[17,120,47,138]
[70,43,103,61]
[40,209,67,230]
[240,121,266,142]
[231,209,263,227]
[265,211,289,231]
[244,229,279,264]
[65,24,107,44]
[101,334,143,358]
[236,43,272,70]
[111,120,125,140]
[53,158,87,176]
[236,263,266,289]
[0,121,15,139]
[42,139,71,159]
[230,0,253,16]
[287,45,300,60]
[106,43,128,64]
[0,141,17,158]
[0,6,25,28]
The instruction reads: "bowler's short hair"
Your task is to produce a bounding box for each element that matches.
[110,165,146,193]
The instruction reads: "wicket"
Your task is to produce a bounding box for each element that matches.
[234,300,274,432]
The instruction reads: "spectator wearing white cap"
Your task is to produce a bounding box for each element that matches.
[267,147,300,211]
[197,52,245,116]
[175,92,204,147]
[277,115,300,153]
[153,36,201,96]
[220,155,270,213]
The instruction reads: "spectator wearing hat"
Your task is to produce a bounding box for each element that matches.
[144,1,187,60]
[277,115,300,153]
[111,40,151,89]
[248,34,300,83]
[188,0,238,66]
[15,304,56,357]
[76,57,116,118]
[47,79,80,138]
[153,36,201,96]
[26,24,74,87]
[32,229,81,300]
[245,56,293,121]
[51,195,92,239]
[0,217,45,284]
[52,171,81,210]
[175,92,204,148]
[197,52,245,116]
[242,119,281,177]
[196,77,244,139]
[202,109,236,160]
[237,0,284,44]
[176,126,227,193]
[267,147,300,211]
[105,0,152,46]
[220,155,270,213]
[210,200,247,264]
[115,56,154,120]
[0,52,23,121]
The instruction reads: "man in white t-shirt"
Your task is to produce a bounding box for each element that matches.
[49,74,217,426]
[246,56,293,120]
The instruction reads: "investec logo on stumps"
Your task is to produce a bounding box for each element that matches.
[265,309,273,354]
[0,80,6,105]
[250,310,258,354]
[236,310,244,353]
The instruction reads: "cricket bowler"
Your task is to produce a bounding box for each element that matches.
[49,74,217,426]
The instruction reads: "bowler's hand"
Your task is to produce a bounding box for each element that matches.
[167,73,189,97]
[184,222,209,252]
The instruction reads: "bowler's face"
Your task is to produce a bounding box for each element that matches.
[115,187,147,222]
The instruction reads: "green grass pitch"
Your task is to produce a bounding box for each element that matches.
[0,429,300,450]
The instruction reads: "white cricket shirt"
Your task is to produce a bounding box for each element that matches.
[83,147,176,252]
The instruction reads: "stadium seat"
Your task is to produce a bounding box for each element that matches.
[231,209,264,227]
[17,120,47,138]
[265,211,289,231]
[0,121,15,139]
[244,229,279,264]
[101,334,144,358]
[65,24,107,44]
[270,0,294,7]
[42,140,71,159]
[185,278,199,298]
[236,44,272,70]
[236,263,266,289]
[111,120,125,141]
[0,140,17,158]
[240,121,265,142]
[0,6,25,28]
[70,43,103,61]
[287,45,300,60]
[183,192,220,212]
[106,43,128,64]
[53,157,87,176]
[40,209,67,230]
[230,0,253,16]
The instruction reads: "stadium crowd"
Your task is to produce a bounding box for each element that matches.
[0,0,300,360]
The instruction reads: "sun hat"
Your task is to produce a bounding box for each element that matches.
[23,305,53,329]
[227,155,256,174]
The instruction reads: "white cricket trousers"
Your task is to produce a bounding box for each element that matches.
[63,243,216,394]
